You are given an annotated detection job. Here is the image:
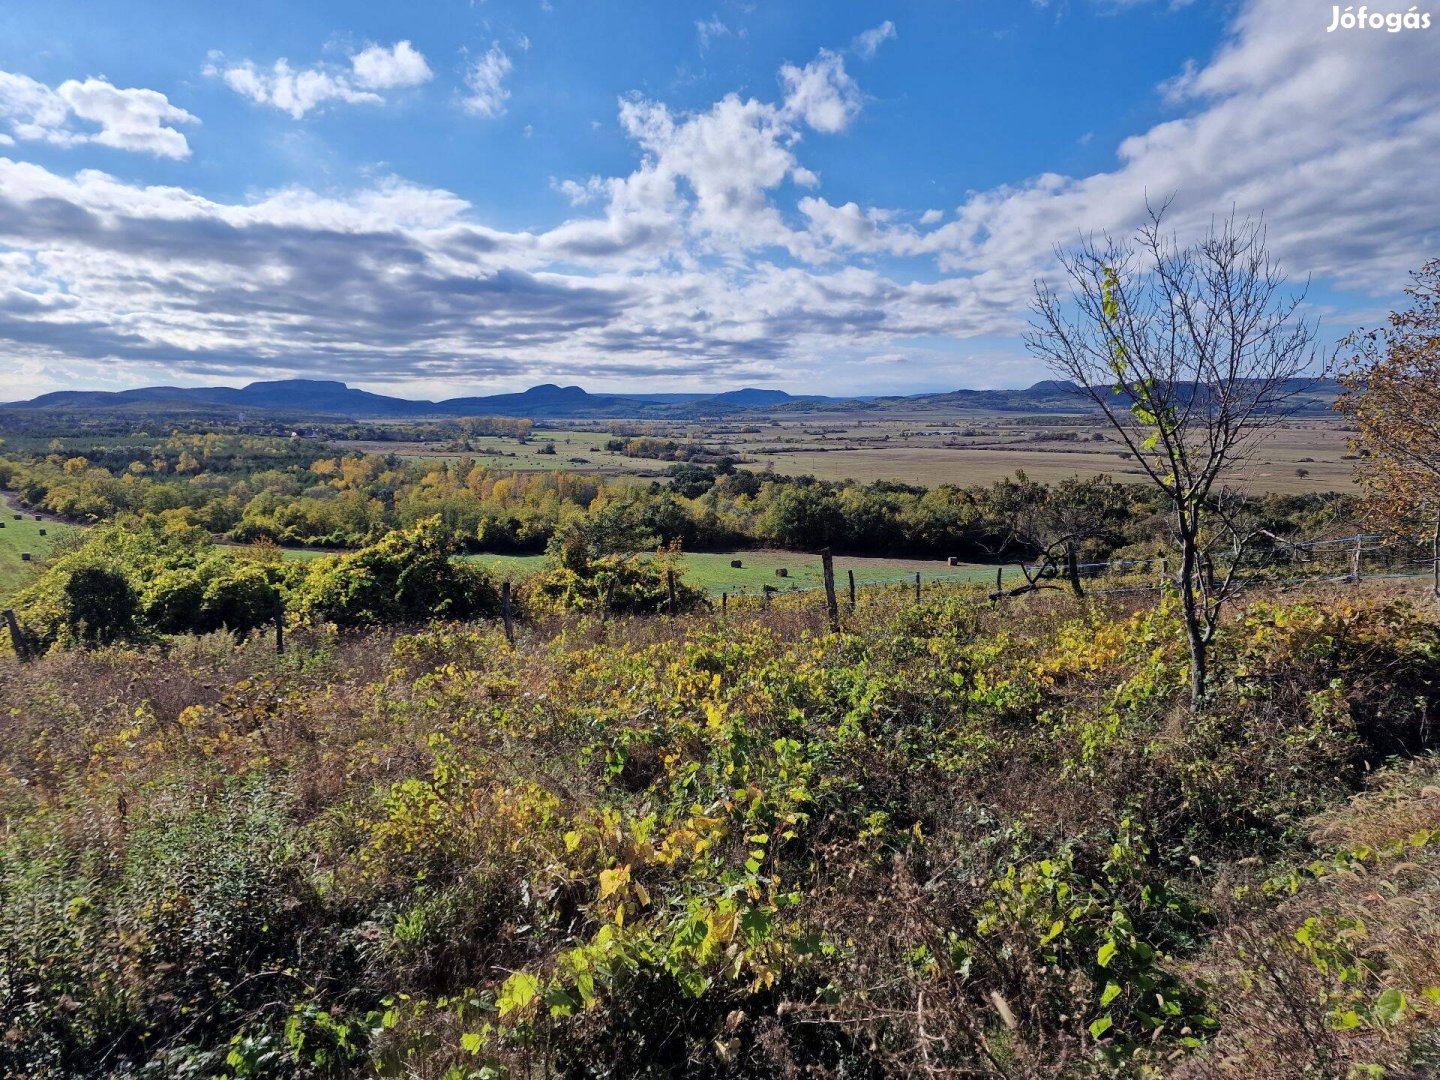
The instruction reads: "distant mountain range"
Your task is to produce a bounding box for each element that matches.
[0,377,1345,421]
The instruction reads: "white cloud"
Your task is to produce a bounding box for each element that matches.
[920,209,943,225]
[853,21,896,60]
[0,69,196,158]
[917,0,1440,294]
[779,50,862,134]
[350,41,432,90]
[205,40,433,119]
[552,175,607,205]
[462,45,513,117]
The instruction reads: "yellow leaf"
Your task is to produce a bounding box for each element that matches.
[599,864,630,900]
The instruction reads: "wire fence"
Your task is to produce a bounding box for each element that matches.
[711,531,1440,613]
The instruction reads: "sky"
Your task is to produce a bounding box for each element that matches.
[0,0,1437,401]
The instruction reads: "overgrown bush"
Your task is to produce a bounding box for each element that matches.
[1,584,1438,1076]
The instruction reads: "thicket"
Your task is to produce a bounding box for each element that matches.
[2,582,1438,1077]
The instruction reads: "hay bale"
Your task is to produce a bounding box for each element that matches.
[948,556,960,566]
[38,528,46,536]
[775,567,788,578]
[20,552,31,562]
[730,559,743,568]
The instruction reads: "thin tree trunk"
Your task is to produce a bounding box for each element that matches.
[1179,524,1207,706]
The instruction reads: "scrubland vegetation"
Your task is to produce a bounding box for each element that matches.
[2,581,1439,1078]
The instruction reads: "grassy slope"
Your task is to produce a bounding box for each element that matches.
[0,514,81,599]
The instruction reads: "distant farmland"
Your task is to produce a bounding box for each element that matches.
[339,412,1359,495]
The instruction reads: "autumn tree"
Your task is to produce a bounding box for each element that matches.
[1337,259,1440,597]
[1026,207,1323,704]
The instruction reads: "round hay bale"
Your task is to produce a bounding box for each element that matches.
[730,559,743,568]
[775,567,788,578]
[38,528,46,536]
[20,552,32,562]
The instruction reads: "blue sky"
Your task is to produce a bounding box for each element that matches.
[0,0,1437,399]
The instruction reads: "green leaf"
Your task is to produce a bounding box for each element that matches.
[1089,1014,1113,1039]
[1331,1010,1363,1031]
[1373,988,1407,1025]
[1097,940,1118,969]
[460,1032,484,1054]
[1100,981,1122,1007]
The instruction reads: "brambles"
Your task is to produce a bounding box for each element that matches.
[2,582,1438,1076]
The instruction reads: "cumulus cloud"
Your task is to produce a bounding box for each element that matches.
[350,41,432,89]
[0,70,196,158]
[462,45,513,117]
[205,40,432,119]
[779,50,862,133]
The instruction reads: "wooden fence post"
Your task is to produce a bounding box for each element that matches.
[1350,537,1362,584]
[1065,543,1084,598]
[1432,517,1440,599]
[666,569,677,615]
[721,591,728,618]
[3,609,28,662]
[272,593,284,655]
[1159,557,1169,589]
[602,577,614,623]
[847,568,856,611]
[820,549,840,633]
[501,581,514,644]
[914,572,921,603]
[995,566,1003,595]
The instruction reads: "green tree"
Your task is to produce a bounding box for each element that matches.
[63,566,139,644]
[297,517,501,628]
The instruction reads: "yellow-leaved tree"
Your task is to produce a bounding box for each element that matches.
[1337,259,1440,597]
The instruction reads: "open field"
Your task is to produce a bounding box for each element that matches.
[0,514,81,598]
[465,549,995,594]
[365,413,1357,494]
[272,545,993,595]
[672,414,1357,493]
[329,411,1360,495]
[332,429,671,476]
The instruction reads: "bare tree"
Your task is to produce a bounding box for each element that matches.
[1025,206,1324,705]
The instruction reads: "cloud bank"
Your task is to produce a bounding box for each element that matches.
[2,0,1438,396]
